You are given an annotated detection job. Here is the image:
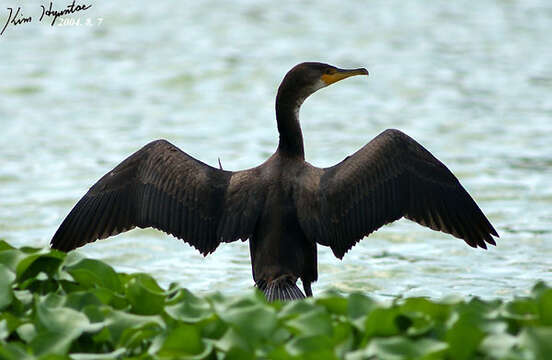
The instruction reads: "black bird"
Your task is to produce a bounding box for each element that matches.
[51,62,498,301]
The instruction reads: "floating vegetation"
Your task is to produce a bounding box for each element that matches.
[0,239,550,359]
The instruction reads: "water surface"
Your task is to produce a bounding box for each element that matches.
[1,0,551,300]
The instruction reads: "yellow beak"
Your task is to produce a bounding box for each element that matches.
[321,67,369,85]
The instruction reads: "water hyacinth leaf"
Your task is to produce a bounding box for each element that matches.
[124,274,165,315]
[316,293,348,315]
[13,289,33,309]
[0,313,21,336]
[65,258,122,293]
[0,249,27,273]
[501,298,539,322]
[0,263,15,310]
[16,251,65,283]
[157,323,212,359]
[286,334,337,360]
[531,281,548,297]
[0,319,9,341]
[100,308,165,345]
[0,342,34,360]
[223,347,256,360]
[270,326,293,345]
[479,333,519,359]
[40,355,76,360]
[36,295,90,333]
[286,308,333,337]
[365,336,448,360]
[444,311,485,360]
[278,299,317,320]
[219,303,278,343]
[65,291,105,311]
[363,307,402,338]
[119,321,163,350]
[519,327,552,359]
[62,251,85,268]
[41,292,66,308]
[0,240,15,251]
[30,330,78,356]
[347,293,376,321]
[332,322,355,358]
[536,289,552,325]
[214,327,252,354]
[402,312,435,336]
[165,289,213,322]
[70,348,127,360]
[34,296,92,350]
[16,323,37,343]
[400,297,450,322]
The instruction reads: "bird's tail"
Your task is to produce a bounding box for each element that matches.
[257,277,305,302]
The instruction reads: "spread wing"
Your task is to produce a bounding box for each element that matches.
[51,139,265,255]
[296,129,498,259]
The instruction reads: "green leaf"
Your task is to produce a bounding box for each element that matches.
[219,303,278,344]
[286,308,333,337]
[65,258,122,293]
[0,239,15,251]
[165,289,213,322]
[519,327,552,359]
[286,335,337,360]
[35,296,90,334]
[0,312,22,335]
[278,299,317,320]
[100,308,165,345]
[70,348,127,360]
[366,336,448,360]
[402,312,434,337]
[0,263,15,310]
[501,298,539,321]
[30,330,76,356]
[0,249,26,272]
[400,297,450,321]
[479,333,519,359]
[0,319,10,341]
[65,291,104,311]
[347,292,376,320]
[363,307,402,338]
[536,288,552,325]
[30,294,96,356]
[124,273,165,315]
[316,293,348,315]
[16,323,37,343]
[0,341,34,360]
[444,311,485,360]
[156,323,212,358]
[16,251,65,283]
[214,327,252,353]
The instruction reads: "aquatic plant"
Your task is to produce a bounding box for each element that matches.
[0,239,550,359]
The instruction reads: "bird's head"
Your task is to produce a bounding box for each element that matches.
[277,62,369,106]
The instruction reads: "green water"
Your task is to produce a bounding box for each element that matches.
[1,0,551,299]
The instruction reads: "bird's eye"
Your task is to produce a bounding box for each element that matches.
[325,69,334,75]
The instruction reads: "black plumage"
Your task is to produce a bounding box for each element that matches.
[51,62,498,301]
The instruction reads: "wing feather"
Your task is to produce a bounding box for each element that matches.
[296,129,498,259]
[51,139,266,255]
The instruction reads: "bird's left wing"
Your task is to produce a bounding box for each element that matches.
[295,129,498,259]
[51,139,266,255]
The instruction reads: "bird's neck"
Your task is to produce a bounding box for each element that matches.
[275,91,305,159]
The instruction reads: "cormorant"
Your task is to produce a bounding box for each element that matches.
[51,62,498,301]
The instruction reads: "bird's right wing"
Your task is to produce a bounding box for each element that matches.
[51,139,266,255]
[295,129,498,259]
